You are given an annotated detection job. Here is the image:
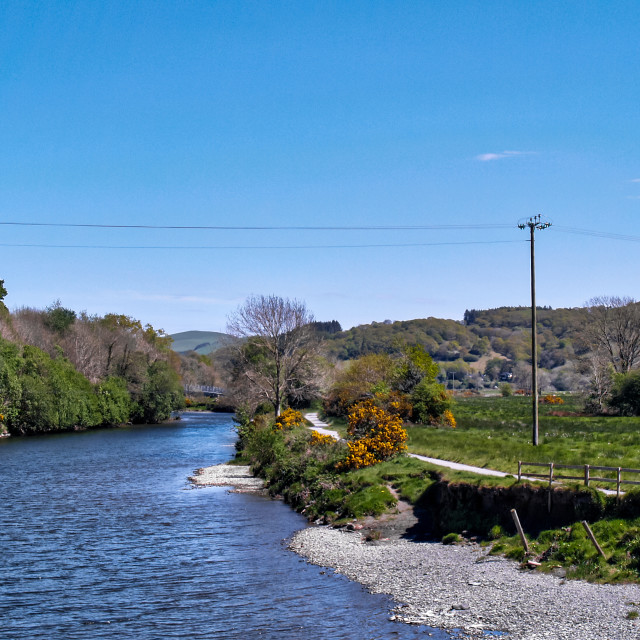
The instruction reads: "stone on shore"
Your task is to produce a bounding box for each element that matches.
[189,464,265,492]
[289,526,640,640]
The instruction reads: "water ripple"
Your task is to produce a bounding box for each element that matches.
[0,414,448,639]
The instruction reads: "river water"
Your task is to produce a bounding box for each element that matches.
[0,412,450,639]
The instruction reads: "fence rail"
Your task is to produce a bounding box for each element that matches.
[518,460,640,499]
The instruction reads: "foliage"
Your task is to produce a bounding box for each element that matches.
[442,532,461,545]
[274,407,304,430]
[338,400,407,470]
[130,360,184,424]
[410,379,453,424]
[499,383,512,397]
[324,345,452,426]
[442,409,456,428]
[96,377,132,425]
[310,430,335,445]
[0,301,184,435]
[488,514,640,583]
[608,371,640,416]
[392,344,439,393]
[43,300,76,334]
[309,320,342,335]
[323,307,589,382]
[236,415,402,522]
[323,353,395,416]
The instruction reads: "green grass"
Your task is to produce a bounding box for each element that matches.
[238,410,640,582]
[489,516,640,583]
[407,395,640,485]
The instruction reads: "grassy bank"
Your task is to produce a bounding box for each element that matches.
[237,406,640,583]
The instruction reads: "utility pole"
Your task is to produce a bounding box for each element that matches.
[518,215,551,446]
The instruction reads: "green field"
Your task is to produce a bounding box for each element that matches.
[407,395,640,483]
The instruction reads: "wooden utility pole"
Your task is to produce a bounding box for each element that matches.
[518,215,551,446]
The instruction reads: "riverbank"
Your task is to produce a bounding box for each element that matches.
[189,463,266,493]
[289,525,640,640]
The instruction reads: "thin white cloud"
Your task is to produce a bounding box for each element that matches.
[476,150,535,162]
[630,178,640,183]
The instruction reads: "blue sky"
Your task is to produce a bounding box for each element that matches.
[1,1,639,333]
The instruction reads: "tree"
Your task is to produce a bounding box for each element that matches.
[608,371,640,416]
[44,300,76,334]
[226,294,321,416]
[584,296,640,374]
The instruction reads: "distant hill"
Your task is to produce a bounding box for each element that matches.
[169,330,235,355]
[323,307,588,363]
[321,306,592,390]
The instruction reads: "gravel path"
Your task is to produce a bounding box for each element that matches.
[304,412,511,478]
[290,527,640,640]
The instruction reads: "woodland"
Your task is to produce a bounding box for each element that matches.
[0,280,189,436]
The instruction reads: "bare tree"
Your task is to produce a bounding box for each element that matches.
[226,294,321,416]
[584,296,640,374]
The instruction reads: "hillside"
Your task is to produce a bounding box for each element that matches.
[321,306,591,391]
[170,330,235,355]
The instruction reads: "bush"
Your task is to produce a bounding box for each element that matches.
[410,379,452,424]
[338,400,407,470]
[608,371,640,416]
[442,532,461,545]
[499,383,512,397]
[274,408,304,430]
[131,360,184,424]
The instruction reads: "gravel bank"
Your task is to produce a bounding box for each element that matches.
[189,464,265,492]
[289,527,640,639]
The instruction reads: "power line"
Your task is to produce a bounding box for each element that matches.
[0,221,512,231]
[3,219,640,241]
[0,239,524,250]
[554,226,640,242]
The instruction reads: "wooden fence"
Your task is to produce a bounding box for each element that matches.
[518,461,640,499]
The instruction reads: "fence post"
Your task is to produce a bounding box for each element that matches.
[581,521,607,559]
[617,468,622,501]
[548,462,554,513]
[511,509,530,555]
[518,461,522,482]
[584,464,590,487]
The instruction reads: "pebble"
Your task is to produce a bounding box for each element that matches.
[289,527,640,640]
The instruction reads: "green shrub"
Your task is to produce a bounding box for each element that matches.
[442,532,461,545]
[411,379,452,424]
[499,383,512,397]
[488,524,504,540]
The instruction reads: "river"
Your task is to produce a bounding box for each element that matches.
[0,411,450,639]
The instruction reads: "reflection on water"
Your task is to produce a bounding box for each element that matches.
[0,412,449,639]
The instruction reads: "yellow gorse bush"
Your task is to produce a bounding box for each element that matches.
[310,430,334,446]
[442,409,456,428]
[274,408,304,431]
[338,400,407,470]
